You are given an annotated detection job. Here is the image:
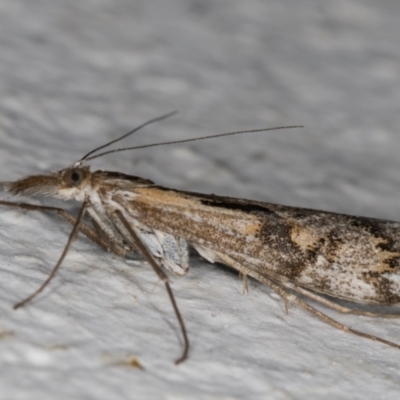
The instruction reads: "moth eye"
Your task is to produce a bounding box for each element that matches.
[66,168,84,186]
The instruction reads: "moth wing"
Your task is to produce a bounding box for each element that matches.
[131,223,189,276]
[191,243,218,264]
[136,229,164,259]
[153,230,189,276]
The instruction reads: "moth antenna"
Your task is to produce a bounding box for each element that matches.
[85,125,303,162]
[80,111,178,161]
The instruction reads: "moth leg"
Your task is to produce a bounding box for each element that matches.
[283,296,290,314]
[261,276,400,350]
[88,216,134,256]
[13,202,87,309]
[287,284,400,319]
[217,253,287,312]
[239,272,249,294]
[0,200,128,256]
[115,210,189,364]
[214,252,400,350]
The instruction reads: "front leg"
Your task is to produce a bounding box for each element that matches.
[215,251,400,350]
[0,200,128,256]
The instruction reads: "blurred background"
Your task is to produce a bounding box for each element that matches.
[1,1,400,399]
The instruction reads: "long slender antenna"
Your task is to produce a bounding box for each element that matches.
[85,125,303,162]
[80,111,178,161]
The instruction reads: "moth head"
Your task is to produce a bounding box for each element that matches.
[3,164,91,201]
[63,165,87,187]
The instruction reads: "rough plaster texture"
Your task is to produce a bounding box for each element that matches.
[1,1,400,399]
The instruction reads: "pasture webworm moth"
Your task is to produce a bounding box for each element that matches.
[1,113,400,363]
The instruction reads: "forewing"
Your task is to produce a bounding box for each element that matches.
[108,185,190,276]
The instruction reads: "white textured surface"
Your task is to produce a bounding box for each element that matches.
[1,1,400,399]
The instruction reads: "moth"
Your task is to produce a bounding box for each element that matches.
[1,113,400,364]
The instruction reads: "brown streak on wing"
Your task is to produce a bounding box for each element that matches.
[122,186,400,305]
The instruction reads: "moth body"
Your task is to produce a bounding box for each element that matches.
[3,140,400,360]
[5,164,400,306]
